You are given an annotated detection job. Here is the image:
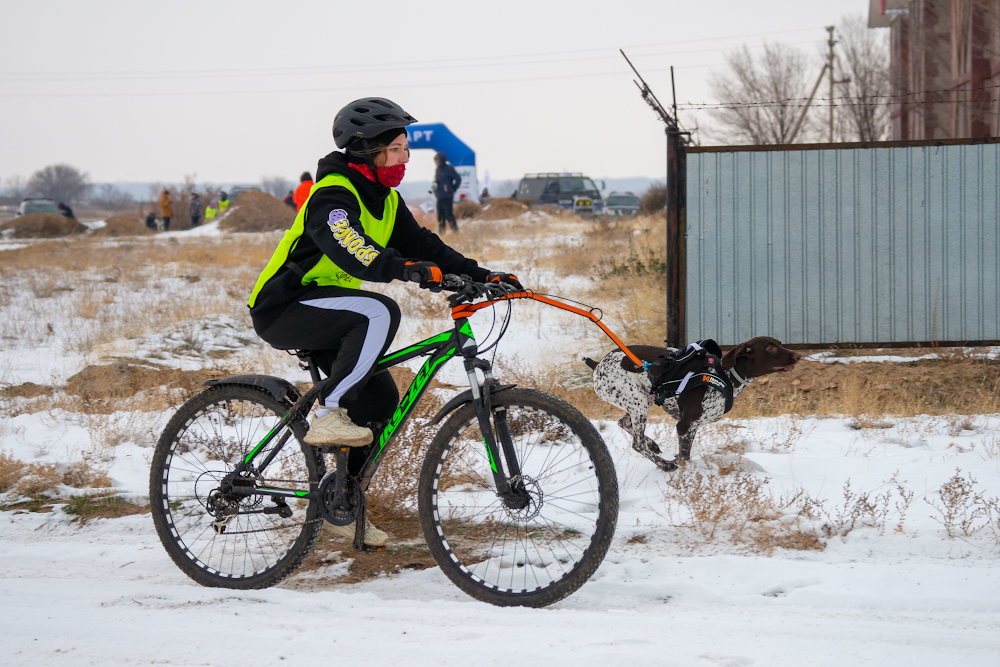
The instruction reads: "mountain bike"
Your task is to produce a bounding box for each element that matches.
[149,275,621,607]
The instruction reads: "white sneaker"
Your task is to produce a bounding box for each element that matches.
[303,408,373,447]
[327,519,388,547]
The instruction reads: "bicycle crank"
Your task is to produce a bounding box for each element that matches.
[317,468,362,527]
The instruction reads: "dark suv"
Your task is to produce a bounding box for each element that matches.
[516,173,604,214]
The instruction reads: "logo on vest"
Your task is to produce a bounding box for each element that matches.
[327,211,379,267]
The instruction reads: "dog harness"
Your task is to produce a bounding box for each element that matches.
[650,339,749,413]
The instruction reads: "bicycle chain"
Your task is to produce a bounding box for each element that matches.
[211,478,321,536]
[217,516,323,536]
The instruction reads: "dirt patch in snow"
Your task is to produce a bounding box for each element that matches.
[291,516,435,587]
[727,352,1000,418]
[474,198,529,221]
[1,382,53,398]
[0,213,87,238]
[218,191,295,233]
[64,362,228,400]
[92,215,155,237]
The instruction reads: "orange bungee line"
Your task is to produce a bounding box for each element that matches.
[450,291,645,368]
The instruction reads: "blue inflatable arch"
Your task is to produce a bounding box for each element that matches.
[405,123,475,166]
[406,123,479,202]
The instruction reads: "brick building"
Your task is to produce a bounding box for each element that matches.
[870,0,1000,139]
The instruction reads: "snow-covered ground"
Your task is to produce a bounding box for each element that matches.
[2,229,1000,665]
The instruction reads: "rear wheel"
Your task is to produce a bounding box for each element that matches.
[418,388,618,607]
[149,385,324,589]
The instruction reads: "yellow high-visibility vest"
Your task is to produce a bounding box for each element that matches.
[248,173,398,307]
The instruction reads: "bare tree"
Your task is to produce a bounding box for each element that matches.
[27,164,91,205]
[708,42,819,144]
[1,175,29,205]
[260,175,292,199]
[837,14,891,141]
[90,184,136,212]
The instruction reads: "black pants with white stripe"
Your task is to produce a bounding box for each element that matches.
[253,286,401,475]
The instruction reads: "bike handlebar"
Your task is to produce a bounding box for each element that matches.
[412,273,518,303]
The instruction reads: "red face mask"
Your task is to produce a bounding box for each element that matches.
[348,162,406,188]
[376,163,406,188]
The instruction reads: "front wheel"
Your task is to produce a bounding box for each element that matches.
[418,388,618,607]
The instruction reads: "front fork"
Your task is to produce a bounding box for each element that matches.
[463,356,526,507]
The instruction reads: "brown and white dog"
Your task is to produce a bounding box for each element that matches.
[585,337,800,471]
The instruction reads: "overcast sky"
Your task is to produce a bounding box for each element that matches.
[0,0,874,186]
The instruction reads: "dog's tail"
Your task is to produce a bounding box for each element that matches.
[583,357,599,370]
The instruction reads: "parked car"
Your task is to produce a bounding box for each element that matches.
[603,192,641,217]
[228,185,262,201]
[16,198,61,216]
[515,173,604,215]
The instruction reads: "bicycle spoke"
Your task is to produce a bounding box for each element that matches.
[422,390,616,605]
[151,387,323,587]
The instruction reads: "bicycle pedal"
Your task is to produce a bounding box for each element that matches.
[360,544,386,553]
[316,445,352,454]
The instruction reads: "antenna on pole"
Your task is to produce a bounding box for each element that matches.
[671,65,678,125]
[621,49,687,347]
[621,49,676,128]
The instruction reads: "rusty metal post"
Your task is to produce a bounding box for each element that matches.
[665,126,686,347]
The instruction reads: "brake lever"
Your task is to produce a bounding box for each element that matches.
[483,283,507,298]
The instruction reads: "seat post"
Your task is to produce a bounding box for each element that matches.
[294,350,324,386]
[306,357,322,386]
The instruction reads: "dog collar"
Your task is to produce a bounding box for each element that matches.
[728,367,751,386]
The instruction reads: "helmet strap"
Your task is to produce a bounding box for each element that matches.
[361,138,379,173]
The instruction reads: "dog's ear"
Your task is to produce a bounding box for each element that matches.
[722,342,751,370]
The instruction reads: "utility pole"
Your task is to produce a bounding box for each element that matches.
[789,62,828,143]
[827,25,836,142]
[825,25,851,143]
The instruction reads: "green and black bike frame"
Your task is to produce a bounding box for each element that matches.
[220,315,522,505]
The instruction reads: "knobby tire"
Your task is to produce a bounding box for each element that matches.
[149,385,324,589]
[418,388,618,607]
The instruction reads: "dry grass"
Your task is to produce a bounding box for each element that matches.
[61,494,148,523]
[659,462,929,552]
[0,449,26,492]
[0,449,111,500]
[729,356,1000,419]
[661,461,824,553]
[0,234,276,358]
[493,353,619,420]
[453,200,482,219]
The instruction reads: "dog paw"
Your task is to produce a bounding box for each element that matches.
[631,437,662,455]
[632,443,678,472]
[656,458,679,472]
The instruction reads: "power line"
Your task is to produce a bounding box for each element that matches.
[0,27,825,82]
[0,66,685,98]
[678,81,1000,111]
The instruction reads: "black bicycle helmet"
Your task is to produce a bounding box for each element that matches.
[332,97,417,149]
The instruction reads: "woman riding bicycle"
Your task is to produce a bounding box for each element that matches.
[247,97,519,545]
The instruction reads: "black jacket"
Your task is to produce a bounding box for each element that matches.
[434,162,462,199]
[250,152,489,328]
